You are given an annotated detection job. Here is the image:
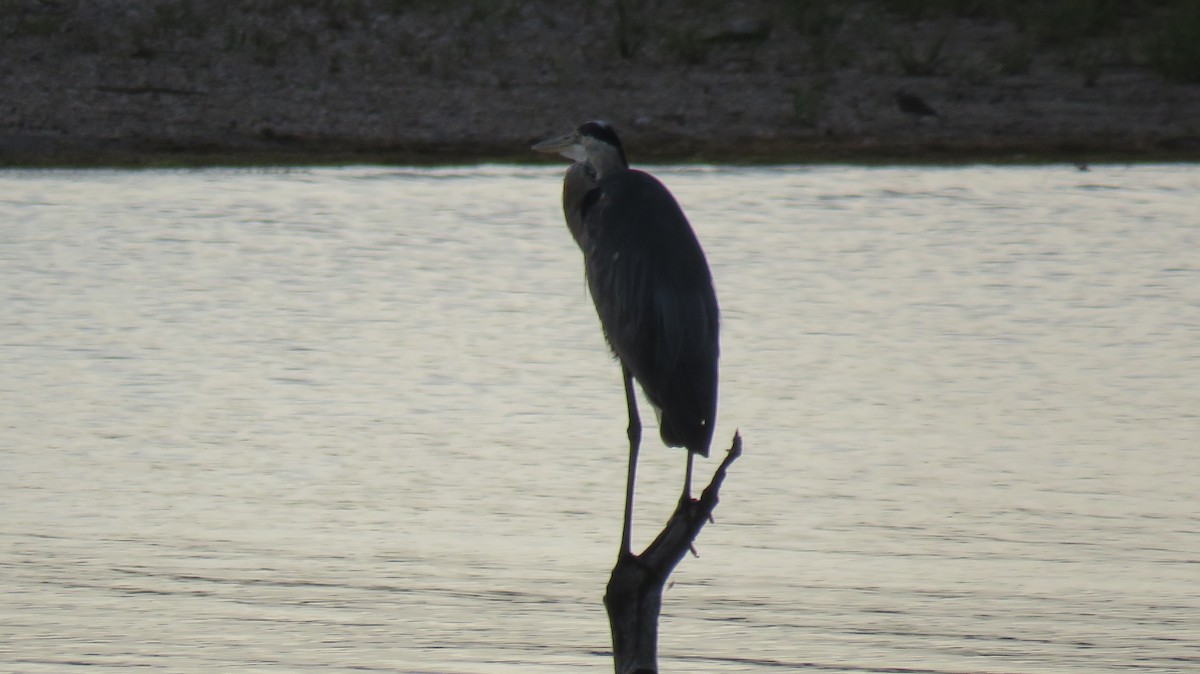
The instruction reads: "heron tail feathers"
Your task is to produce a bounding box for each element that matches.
[659,414,713,458]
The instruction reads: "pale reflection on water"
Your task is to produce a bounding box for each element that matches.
[1,164,1197,672]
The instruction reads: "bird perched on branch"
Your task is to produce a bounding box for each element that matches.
[533,121,719,554]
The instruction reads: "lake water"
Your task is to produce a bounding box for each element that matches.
[1,164,1197,673]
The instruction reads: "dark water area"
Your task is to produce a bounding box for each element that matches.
[2,165,1197,672]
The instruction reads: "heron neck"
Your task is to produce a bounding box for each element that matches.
[589,150,628,179]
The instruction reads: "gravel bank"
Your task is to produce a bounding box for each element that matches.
[4,1,1199,165]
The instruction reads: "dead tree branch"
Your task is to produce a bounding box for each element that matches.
[604,431,743,674]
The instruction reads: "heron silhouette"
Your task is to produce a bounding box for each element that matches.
[534,121,720,555]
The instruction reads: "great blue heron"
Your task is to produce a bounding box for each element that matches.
[533,121,719,554]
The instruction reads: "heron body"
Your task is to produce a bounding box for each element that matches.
[582,167,719,457]
[535,121,719,531]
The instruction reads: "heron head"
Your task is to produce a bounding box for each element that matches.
[532,120,628,176]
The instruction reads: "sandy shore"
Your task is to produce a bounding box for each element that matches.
[3,1,1199,166]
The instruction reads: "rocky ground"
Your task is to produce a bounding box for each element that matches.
[3,0,1199,166]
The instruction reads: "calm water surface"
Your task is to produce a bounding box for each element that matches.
[1,164,1197,673]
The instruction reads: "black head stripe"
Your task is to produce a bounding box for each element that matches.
[578,120,627,168]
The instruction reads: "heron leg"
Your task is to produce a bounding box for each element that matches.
[683,450,695,502]
[621,365,641,557]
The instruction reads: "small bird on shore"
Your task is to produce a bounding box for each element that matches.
[533,121,720,555]
[895,89,940,119]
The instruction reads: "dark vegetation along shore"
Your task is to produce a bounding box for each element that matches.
[3,0,1200,166]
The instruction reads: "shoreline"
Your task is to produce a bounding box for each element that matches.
[5,141,1197,170]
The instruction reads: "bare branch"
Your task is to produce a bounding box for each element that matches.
[605,432,743,674]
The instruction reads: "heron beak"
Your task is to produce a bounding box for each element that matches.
[532,131,587,161]
[531,131,577,153]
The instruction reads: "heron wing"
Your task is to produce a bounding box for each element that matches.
[583,170,719,455]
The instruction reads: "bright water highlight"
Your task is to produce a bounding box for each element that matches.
[1,164,1197,672]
